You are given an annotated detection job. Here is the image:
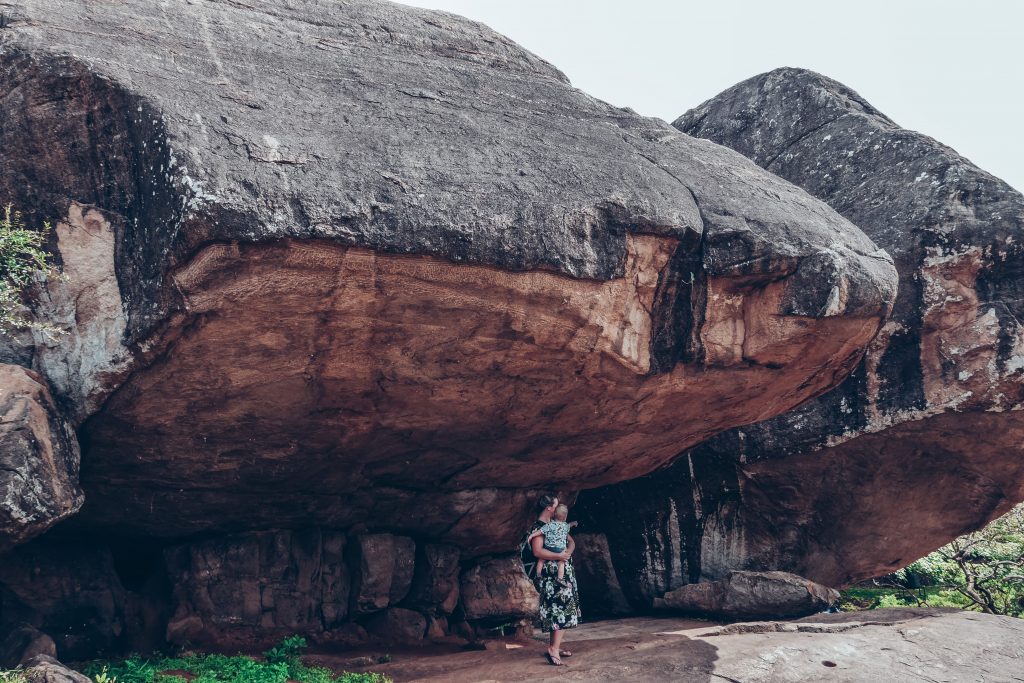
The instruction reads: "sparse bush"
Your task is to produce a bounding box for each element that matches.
[0,203,61,336]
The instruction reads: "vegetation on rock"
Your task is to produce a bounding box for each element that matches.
[0,203,59,335]
[78,636,390,683]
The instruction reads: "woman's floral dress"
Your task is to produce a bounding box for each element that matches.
[530,520,582,632]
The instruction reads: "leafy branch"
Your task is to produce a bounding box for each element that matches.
[0,203,63,337]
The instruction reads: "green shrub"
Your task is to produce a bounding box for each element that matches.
[0,670,30,683]
[0,203,61,336]
[80,636,391,683]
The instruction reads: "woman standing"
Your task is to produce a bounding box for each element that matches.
[528,494,581,666]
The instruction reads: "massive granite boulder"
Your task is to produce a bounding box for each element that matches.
[0,1,895,567]
[578,68,1024,606]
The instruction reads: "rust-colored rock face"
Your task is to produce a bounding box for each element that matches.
[578,68,1024,606]
[75,235,885,551]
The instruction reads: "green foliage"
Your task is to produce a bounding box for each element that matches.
[79,636,391,683]
[0,670,30,683]
[261,635,307,666]
[842,503,1024,617]
[838,585,970,612]
[0,203,61,336]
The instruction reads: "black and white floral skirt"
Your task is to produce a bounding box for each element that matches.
[535,558,582,632]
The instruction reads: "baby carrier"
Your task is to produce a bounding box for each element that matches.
[518,523,542,580]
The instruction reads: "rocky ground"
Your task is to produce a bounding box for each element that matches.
[312,609,1024,682]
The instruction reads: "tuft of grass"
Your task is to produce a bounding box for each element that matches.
[79,636,390,683]
[0,670,30,683]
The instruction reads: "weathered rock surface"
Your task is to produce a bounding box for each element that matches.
[163,529,350,648]
[579,67,1024,606]
[0,0,895,559]
[653,570,839,619]
[404,543,461,615]
[459,557,539,621]
[348,534,416,616]
[20,655,92,683]
[0,365,82,550]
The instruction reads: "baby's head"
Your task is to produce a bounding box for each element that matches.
[554,504,569,522]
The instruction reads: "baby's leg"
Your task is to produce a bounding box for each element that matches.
[535,558,546,575]
[557,559,565,580]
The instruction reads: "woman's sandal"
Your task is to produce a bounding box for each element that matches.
[544,651,564,666]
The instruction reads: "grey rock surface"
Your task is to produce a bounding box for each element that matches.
[579,67,1024,606]
[0,2,892,343]
[20,655,92,683]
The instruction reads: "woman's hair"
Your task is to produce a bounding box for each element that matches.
[536,493,556,513]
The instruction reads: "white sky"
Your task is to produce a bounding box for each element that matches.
[400,0,1024,192]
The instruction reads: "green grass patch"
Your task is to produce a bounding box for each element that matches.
[79,637,389,683]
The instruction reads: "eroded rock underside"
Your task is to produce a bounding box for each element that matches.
[578,68,1024,610]
[0,1,899,654]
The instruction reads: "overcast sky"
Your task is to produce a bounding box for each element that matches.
[401,0,1023,192]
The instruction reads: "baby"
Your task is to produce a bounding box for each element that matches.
[530,503,578,584]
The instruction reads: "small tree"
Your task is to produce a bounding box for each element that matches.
[0,203,61,336]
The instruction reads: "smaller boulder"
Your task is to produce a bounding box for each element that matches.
[348,534,417,615]
[425,615,448,641]
[653,571,839,620]
[405,543,460,614]
[459,557,539,621]
[0,624,56,668]
[363,607,427,645]
[21,655,92,683]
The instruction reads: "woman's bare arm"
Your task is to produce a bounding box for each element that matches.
[531,533,570,561]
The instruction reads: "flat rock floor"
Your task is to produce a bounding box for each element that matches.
[309,608,1024,682]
